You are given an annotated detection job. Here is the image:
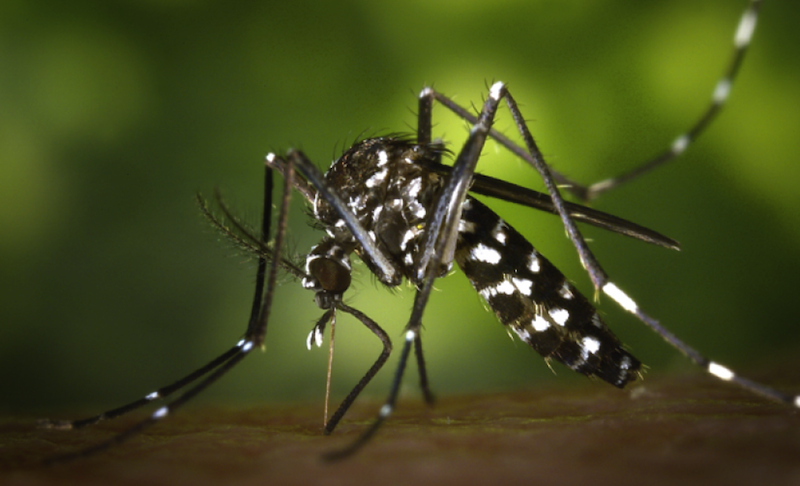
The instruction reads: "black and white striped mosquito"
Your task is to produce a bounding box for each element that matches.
[40,0,796,462]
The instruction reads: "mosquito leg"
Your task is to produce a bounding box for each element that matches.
[500,87,609,294]
[327,242,455,459]
[323,303,392,435]
[38,344,243,430]
[414,86,448,406]
[40,168,281,433]
[579,0,763,200]
[43,159,294,464]
[250,155,293,346]
[426,75,799,410]
[496,82,798,407]
[427,1,762,203]
[43,341,255,465]
[417,86,434,144]
[413,334,435,405]
[323,327,414,461]
[414,82,504,283]
[599,282,800,407]
[265,154,315,204]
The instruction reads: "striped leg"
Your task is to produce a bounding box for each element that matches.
[40,156,294,464]
[428,0,763,203]
[577,0,763,201]
[601,281,800,408]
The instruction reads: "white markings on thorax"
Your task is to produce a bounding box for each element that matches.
[408,200,427,220]
[366,169,388,188]
[377,150,389,166]
[347,194,366,213]
[372,204,383,222]
[459,219,477,234]
[400,225,424,252]
[407,177,422,198]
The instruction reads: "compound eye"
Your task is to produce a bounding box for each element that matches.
[308,257,351,294]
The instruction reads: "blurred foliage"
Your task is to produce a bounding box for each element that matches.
[1,0,799,413]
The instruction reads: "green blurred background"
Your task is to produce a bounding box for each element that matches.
[2,0,799,415]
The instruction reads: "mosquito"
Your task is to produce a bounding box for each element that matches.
[41,0,795,463]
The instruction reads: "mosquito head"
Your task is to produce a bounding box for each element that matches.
[308,254,351,292]
[302,239,353,310]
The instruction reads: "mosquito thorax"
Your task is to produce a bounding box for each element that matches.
[311,137,447,288]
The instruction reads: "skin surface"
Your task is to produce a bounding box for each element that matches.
[4,364,799,486]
